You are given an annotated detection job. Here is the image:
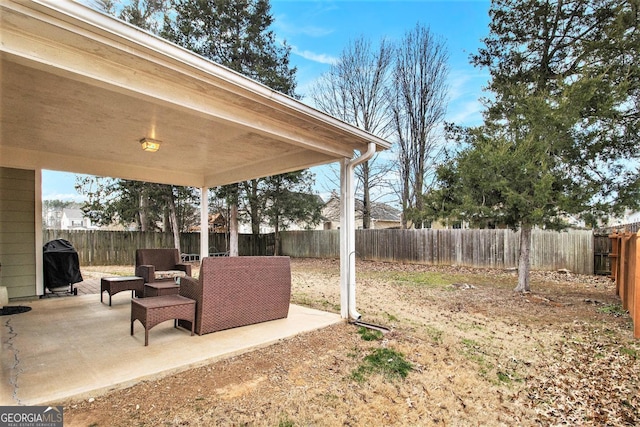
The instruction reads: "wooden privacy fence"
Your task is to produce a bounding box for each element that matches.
[280,228,594,274]
[46,228,594,274]
[42,230,273,265]
[609,231,640,338]
[43,230,176,265]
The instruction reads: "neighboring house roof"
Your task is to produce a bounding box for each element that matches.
[0,0,390,189]
[189,212,227,232]
[60,207,93,229]
[322,194,401,222]
[365,201,402,222]
[61,208,84,221]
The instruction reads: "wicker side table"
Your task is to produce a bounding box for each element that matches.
[130,295,195,346]
[144,282,180,297]
[100,276,144,306]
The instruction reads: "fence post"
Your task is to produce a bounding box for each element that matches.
[633,232,640,338]
[620,234,629,308]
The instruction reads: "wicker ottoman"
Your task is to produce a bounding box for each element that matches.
[131,295,195,346]
[100,276,144,306]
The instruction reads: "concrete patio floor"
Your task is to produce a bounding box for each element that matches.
[1,284,342,406]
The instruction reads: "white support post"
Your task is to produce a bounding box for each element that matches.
[339,142,376,321]
[200,187,209,261]
[35,168,44,296]
[339,159,350,319]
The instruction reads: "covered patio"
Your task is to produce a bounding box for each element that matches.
[1,292,341,406]
[0,0,389,307]
[0,0,390,406]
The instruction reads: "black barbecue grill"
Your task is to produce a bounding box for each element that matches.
[42,239,83,295]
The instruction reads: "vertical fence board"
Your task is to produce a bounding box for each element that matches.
[609,231,640,338]
[634,237,640,338]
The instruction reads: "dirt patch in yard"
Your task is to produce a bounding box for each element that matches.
[63,258,639,426]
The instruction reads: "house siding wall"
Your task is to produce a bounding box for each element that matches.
[0,167,36,299]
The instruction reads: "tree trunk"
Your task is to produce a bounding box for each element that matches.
[414,143,425,229]
[139,191,148,232]
[515,224,532,292]
[249,179,260,235]
[401,155,411,229]
[162,209,169,233]
[229,202,239,257]
[167,187,181,253]
[273,215,280,256]
[362,162,371,229]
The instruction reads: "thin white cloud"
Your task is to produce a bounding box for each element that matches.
[447,69,489,101]
[290,45,338,65]
[448,72,472,101]
[445,68,490,126]
[275,19,334,38]
[272,8,336,37]
[446,100,484,126]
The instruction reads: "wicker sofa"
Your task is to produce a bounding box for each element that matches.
[135,248,192,284]
[178,256,291,335]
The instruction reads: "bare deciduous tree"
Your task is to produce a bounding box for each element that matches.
[310,36,395,228]
[392,24,449,229]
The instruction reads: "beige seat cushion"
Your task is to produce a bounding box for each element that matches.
[154,270,187,280]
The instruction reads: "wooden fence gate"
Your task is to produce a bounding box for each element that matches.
[594,234,612,275]
[609,231,640,338]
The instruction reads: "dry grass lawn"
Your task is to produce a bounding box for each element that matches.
[61,258,639,426]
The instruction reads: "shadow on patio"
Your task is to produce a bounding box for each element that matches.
[1,280,341,406]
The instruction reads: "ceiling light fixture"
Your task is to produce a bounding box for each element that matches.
[140,137,161,152]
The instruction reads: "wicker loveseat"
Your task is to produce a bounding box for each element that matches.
[135,248,192,284]
[178,256,291,335]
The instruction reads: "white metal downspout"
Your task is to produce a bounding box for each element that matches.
[340,142,376,321]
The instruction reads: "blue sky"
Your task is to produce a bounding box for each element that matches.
[270,0,491,124]
[43,0,492,201]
